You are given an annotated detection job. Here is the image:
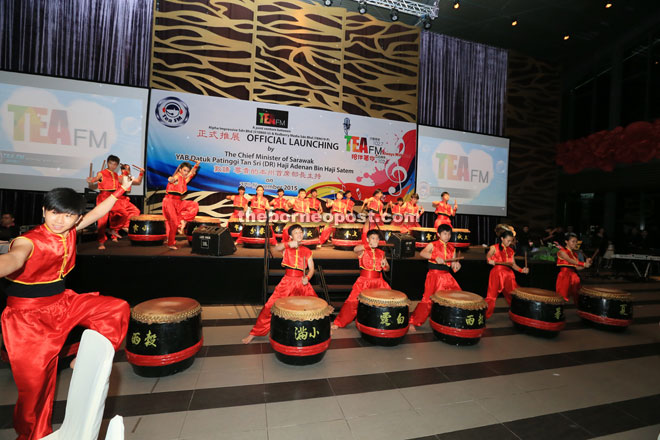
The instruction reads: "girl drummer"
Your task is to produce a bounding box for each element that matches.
[485,227,529,318]
[556,233,592,303]
[410,223,462,327]
[332,229,391,329]
[242,224,318,343]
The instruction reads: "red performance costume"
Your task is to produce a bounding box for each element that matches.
[307,197,322,213]
[390,203,404,227]
[109,169,141,231]
[95,168,121,244]
[271,196,288,212]
[289,198,309,217]
[163,167,199,247]
[433,201,455,229]
[556,247,584,303]
[319,198,349,244]
[364,197,385,229]
[402,201,422,232]
[249,245,318,336]
[228,194,248,221]
[334,247,390,327]
[410,240,461,326]
[485,244,519,318]
[238,196,276,246]
[2,225,129,440]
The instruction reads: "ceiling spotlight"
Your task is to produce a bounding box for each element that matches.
[563,34,570,40]
[511,18,518,26]
[358,1,367,14]
[453,1,460,9]
[390,8,399,21]
[423,16,433,30]
[605,2,612,8]
[323,0,332,6]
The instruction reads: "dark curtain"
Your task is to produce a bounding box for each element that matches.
[0,0,153,86]
[418,32,508,245]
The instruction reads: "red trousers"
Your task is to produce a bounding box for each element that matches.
[433,215,452,230]
[333,273,391,327]
[410,269,460,326]
[485,265,518,318]
[162,195,199,246]
[109,196,140,231]
[250,275,318,336]
[1,290,130,440]
[96,191,123,243]
[556,267,581,303]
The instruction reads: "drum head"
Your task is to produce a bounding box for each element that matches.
[512,287,565,304]
[451,228,470,233]
[379,225,401,231]
[431,291,486,310]
[191,216,220,223]
[411,227,436,232]
[579,286,631,300]
[336,223,361,229]
[272,297,333,320]
[132,297,201,324]
[131,214,165,221]
[359,289,410,307]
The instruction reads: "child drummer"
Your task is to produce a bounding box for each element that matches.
[226,185,249,221]
[432,191,457,229]
[86,154,122,249]
[108,164,143,236]
[410,224,462,328]
[332,229,390,329]
[242,224,318,343]
[556,232,592,303]
[163,161,200,250]
[0,185,132,440]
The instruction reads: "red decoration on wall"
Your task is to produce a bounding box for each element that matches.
[556,119,660,173]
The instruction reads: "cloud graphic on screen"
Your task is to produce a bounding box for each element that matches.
[1,87,117,177]
[430,140,494,203]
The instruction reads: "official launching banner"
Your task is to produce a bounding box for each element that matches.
[0,71,148,194]
[417,125,509,216]
[147,89,416,201]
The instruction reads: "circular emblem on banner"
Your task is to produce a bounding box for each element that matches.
[155,96,189,128]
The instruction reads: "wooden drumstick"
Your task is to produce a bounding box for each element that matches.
[443,257,465,263]
[101,159,106,171]
[88,162,93,178]
[524,251,528,269]
[494,261,514,267]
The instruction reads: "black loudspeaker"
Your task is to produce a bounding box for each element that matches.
[191,226,236,256]
[387,233,416,259]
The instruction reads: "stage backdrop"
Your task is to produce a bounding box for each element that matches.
[146,89,416,215]
[0,71,148,194]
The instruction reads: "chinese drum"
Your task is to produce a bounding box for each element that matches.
[450,228,471,249]
[125,297,202,377]
[577,286,633,331]
[272,221,287,239]
[410,227,437,249]
[509,287,566,337]
[128,215,167,246]
[356,289,410,346]
[227,219,243,238]
[333,223,363,250]
[186,216,221,243]
[430,291,487,346]
[240,221,271,248]
[270,297,333,366]
[378,225,401,246]
[290,222,321,246]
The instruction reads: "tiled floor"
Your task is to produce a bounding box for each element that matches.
[1,280,659,440]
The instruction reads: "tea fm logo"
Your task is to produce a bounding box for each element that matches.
[256,108,288,128]
[155,96,189,128]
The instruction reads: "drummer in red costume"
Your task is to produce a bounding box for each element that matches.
[332,229,390,329]
[163,161,200,250]
[0,186,131,440]
[432,191,457,229]
[401,193,423,232]
[242,224,318,343]
[556,233,592,303]
[410,224,462,327]
[388,197,405,228]
[288,188,310,222]
[86,154,122,249]
[344,190,355,214]
[226,185,249,221]
[307,188,322,217]
[271,187,289,217]
[485,226,529,318]
[319,191,349,244]
[242,185,277,246]
[109,164,143,236]
[361,189,385,230]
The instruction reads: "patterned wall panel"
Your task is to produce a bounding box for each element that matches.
[504,51,561,230]
[151,0,419,122]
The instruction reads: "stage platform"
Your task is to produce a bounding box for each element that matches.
[68,238,560,306]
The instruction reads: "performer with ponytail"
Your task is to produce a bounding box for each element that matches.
[556,233,592,303]
[332,229,390,329]
[163,161,200,250]
[242,224,318,343]
[410,224,462,327]
[485,225,529,318]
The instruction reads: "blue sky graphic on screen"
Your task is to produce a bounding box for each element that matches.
[417,125,509,216]
[0,71,148,194]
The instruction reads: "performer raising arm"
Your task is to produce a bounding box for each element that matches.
[556,233,592,303]
[432,191,457,229]
[163,161,200,250]
[86,154,122,249]
[0,185,132,440]
[108,164,144,236]
[485,227,529,318]
[242,224,318,343]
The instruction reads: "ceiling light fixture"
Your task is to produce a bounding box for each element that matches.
[563,34,570,40]
[453,1,460,9]
[390,8,399,21]
[511,18,518,26]
[358,0,367,14]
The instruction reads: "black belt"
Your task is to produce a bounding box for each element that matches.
[428,263,452,272]
[437,213,450,217]
[3,279,65,298]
